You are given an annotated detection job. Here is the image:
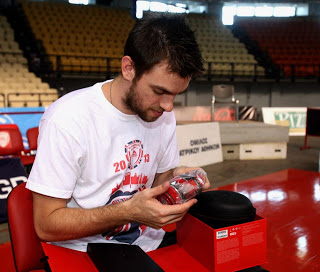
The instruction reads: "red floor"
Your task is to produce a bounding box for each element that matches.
[217,169,320,271]
[5,169,320,271]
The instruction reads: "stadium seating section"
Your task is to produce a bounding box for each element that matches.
[0,15,59,107]
[186,14,265,77]
[21,2,265,78]
[236,16,320,77]
[1,1,319,109]
[22,1,135,73]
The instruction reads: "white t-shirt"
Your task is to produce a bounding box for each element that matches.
[26,80,179,252]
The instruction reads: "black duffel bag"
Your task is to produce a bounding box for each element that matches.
[189,190,256,229]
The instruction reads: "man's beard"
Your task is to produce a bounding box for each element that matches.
[122,81,161,122]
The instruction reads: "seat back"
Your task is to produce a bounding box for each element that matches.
[0,124,25,156]
[211,85,239,122]
[7,182,50,272]
[212,84,235,102]
[27,127,39,151]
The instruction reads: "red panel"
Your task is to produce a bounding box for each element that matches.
[176,213,266,272]
[20,154,35,166]
[27,126,39,151]
[177,214,216,271]
[0,124,35,165]
[147,244,209,272]
[162,223,176,232]
[0,242,15,272]
[43,243,98,272]
[0,124,24,156]
[7,183,47,272]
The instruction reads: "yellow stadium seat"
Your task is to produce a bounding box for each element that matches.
[21,2,135,74]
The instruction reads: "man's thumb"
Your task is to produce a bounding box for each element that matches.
[150,181,170,197]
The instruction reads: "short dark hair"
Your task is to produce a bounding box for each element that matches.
[124,13,204,80]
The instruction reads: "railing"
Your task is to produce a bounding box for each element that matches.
[6,92,59,107]
[47,55,121,76]
[46,54,268,81]
[0,93,5,107]
[278,63,320,81]
[3,52,319,82]
[205,61,263,81]
[0,51,24,56]
[49,54,320,81]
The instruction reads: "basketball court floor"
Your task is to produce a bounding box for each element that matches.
[218,168,320,271]
[1,136,319,271]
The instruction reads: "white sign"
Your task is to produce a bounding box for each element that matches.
[262,107,307,136]
[176,122,223,167]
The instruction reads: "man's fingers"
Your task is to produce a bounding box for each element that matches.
[203,177,211,190]
[179,198,197,212]
[148,181,171,197]
[161,198,197,215]
[132,183,198,229]
[173,166,210,190]
[150,200,198,229]
[158,200,197,227]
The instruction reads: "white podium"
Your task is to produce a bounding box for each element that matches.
[176,122,223,167]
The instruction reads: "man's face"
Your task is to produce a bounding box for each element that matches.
[123,62,190,122]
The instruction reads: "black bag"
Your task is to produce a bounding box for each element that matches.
[87,243,164,272]
[1,158,27,223]
[189,190,256,229]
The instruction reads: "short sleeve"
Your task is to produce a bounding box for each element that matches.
[26,119,83,199]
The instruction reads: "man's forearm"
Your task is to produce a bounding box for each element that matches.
[34,194,133,242]
[153,168,174,187]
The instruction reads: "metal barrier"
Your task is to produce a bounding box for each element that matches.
[47,54,267,81]
[6,92,59,107]
[0,94,5,107]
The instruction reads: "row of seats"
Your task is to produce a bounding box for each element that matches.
[204,63,265,77]
[51,56,121,73]
[45,44,123,57]
[0,53,27,65]
[236,16,320,77]
[22,1,134,72]
[0,63,56,91]
[5,93,59,108]
[186,14,265,77]
[0,17,22,54]
[21,1,265,77]
[7,2,320,79]
[0,124,38,166]
[0,15,59,108]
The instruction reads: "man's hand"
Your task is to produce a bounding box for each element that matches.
[125,181,197,229]
[173,166,211,190]
[153,166,211,190]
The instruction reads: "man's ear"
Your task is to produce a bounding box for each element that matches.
[121,56,135,82]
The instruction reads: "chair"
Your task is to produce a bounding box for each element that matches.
[0,124,35,166]
[7,182,51,272]
[211,84,239,122]
[27,127,39,153]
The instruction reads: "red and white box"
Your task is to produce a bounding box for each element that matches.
[177,213,267,272]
